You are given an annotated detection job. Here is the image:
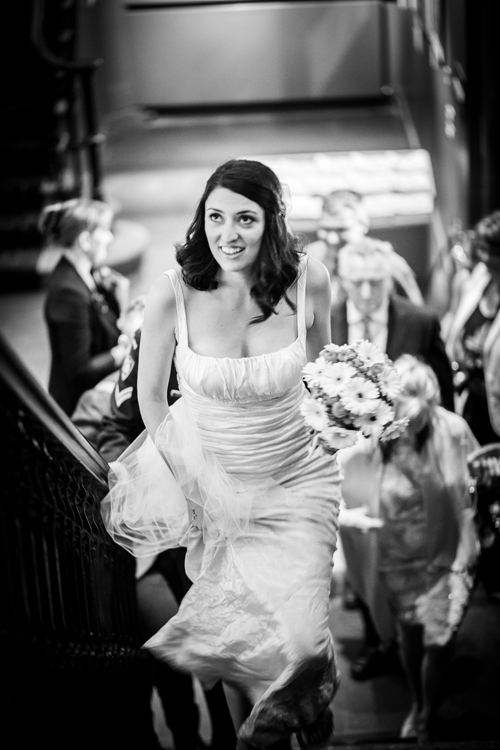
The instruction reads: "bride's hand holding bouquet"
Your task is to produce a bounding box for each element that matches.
[300,340,409,455]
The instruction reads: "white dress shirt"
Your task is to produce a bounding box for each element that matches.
[346,299,389,353]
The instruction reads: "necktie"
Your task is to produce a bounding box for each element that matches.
[362,315,372,342]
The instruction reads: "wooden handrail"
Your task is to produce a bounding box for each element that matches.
[0,330,109,486]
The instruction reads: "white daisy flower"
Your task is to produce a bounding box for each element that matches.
[357,401,395,437]
[355,340,387,366]
[302,356,330,385]
[318,362,357,397]
[340,377,379,415]
[378,364,403,400]
[374,400,395,426]
[299,395,329,432]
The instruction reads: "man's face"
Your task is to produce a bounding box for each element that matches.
[340,254,392,316]
[317,206,367,248]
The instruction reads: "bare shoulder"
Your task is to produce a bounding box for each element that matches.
[305,239,327,261]
[305,255,330,295]
[144,271,177,324]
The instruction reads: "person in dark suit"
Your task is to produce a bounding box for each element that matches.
[70,294,147,450]
[98,330,238,750]
[332,237,454,411]
[332,236,455,681]
[41,198,130,415]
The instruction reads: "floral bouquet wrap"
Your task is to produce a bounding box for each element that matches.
[300,340,409,454]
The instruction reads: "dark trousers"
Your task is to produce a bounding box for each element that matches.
[358,597,382,648]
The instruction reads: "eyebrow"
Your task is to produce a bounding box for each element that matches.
[205,206,258,215]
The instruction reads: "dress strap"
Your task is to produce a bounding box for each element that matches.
[164,268,188,347]
[296,255,308,341]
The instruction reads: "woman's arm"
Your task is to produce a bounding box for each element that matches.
[138,274,177,440]
[304,255,332,362]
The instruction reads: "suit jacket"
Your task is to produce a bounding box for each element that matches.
[44,256,120,415]
[331,294,455,411]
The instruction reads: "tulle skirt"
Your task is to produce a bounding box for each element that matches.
[101,395,342,747]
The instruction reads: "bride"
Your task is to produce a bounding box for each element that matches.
[102,159,342,750]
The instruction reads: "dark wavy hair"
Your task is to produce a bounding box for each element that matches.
[175,159,303,323]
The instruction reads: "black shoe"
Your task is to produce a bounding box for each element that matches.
[350,645,399,681]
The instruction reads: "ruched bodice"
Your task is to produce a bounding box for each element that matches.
[168,263,307,401]
[180,340,306,402]
[103,258,342,748]
[166,267,314,479]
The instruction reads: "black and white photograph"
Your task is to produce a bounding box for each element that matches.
[1,2,500,749]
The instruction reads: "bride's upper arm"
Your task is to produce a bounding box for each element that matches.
[305,257,332,353]
[306,258,332,328]
[138,274,178,403]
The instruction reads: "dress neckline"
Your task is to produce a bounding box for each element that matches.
[166,257,308,361]
[184,335,303,363]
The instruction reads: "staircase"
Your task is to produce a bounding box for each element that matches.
[0,0,148,290]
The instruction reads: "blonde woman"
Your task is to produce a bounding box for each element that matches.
[339,355,479,741]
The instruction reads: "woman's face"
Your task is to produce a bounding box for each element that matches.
[204,187,265,273]
[88,222,114,267]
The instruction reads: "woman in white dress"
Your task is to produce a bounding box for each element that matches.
[102,159,342,749]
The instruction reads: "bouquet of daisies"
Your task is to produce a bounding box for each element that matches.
[300,340,409,454]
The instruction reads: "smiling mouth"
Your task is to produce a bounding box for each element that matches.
[220,246,244,256]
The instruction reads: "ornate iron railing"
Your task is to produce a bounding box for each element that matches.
[0,331,153,748]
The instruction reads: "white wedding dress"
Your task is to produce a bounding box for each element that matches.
[102,258,342,747]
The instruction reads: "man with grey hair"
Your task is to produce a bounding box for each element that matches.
[333,235,455,681]
[333,236,454,409]
[307,190,423,306]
